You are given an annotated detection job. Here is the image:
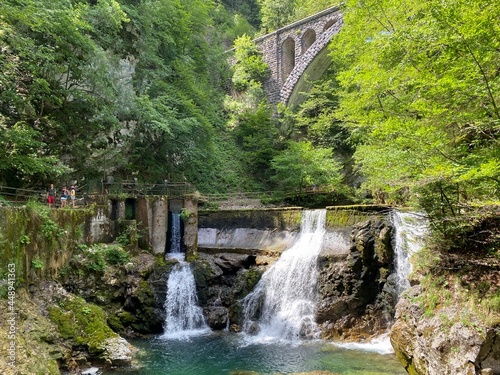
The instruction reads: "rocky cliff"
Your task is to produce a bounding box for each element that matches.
[316,218,396,340]
[389,225,500,375]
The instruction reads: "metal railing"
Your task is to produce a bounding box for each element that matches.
[199,185,337,204]
[0,186,45,205]
[0,182,337,206]
[84,179,196,197]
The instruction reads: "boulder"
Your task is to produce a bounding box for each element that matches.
[101,337,137,366]
[204,306,229,329]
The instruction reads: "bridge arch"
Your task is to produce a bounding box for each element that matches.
[283,17,343,106]
[301,29,316,54]
[282,37,296,82]
[323,19,337,32]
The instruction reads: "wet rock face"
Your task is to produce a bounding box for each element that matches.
[62,252,171,335]
[391,286,500,375]
[316,218,396,340]
[192,253,265,330]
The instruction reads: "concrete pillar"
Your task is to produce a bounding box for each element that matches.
[136,196,168,254]
[183,196,198,260]
[151,197,168,255]
[136,198,150,250]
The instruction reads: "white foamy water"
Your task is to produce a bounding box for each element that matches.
[391,210,429,296]
[242,210,327,343]
[161,261,209,339]
[333,333,394,355]
[162,212,209,340]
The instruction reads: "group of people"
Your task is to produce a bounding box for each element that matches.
[47,184,76,208]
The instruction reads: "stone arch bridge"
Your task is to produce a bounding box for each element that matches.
[253,5,342,106]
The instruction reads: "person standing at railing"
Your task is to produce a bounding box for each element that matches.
[60,187,68,208]
[69,185,76,207]
[47,184,56,208]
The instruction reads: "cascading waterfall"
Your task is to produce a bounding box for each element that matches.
[162,262,208,338]
[391,210,429,296]
[169,212,182,254]
[162,212,208,339]
[335,210,429,354]
[242,209,327,342]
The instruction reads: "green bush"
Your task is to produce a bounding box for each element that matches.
[104,245,131,265]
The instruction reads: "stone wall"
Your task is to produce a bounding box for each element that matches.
[0,195,200,284]
[198,206,389,255]
[0,206,93,282]
[197,207,303,256]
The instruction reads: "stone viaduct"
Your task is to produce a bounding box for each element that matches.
[254,5,343,106]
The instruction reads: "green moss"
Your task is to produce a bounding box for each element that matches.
[245,268,262,288]
[119,310,136,324]
[107,314,125,333]
[0,205,94,283]
[154,254,167,267]
[135,280,154,304]
[49,295,118,355]
[326,207,372,228]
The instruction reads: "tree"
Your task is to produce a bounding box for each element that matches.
[257,0,296,33]
[0,0,128,184]
[330,0,500,205]
[0,0,234,191]
[0,119,70,186]
[232,34,269,91]
[271,141,342,193]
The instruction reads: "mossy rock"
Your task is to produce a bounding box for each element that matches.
[135,280,154,305]
[49,295,118,355]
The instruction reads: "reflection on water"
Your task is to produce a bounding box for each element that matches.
[108,332,405,375]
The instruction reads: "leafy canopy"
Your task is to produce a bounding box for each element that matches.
[330,0,500,204]
[271,141,342,193]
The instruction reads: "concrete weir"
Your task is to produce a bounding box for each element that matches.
[197,205,389,260]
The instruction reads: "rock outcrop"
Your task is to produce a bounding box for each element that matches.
[192,252,265,330]
[391,286,500,375]
[62,249,172,335]
[316,218,396,340]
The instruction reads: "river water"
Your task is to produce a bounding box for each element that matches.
[111,331,405,375]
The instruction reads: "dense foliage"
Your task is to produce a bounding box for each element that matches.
[1,0,499,217]
[257,0,336,33]
[330,0,500,209]
[0,0,241,192]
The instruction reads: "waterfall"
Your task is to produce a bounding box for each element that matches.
[391,210,429,296]
[169,212,182,254]
[242,209,327,342]
[162,212,208,339]
[162,262,208,338]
